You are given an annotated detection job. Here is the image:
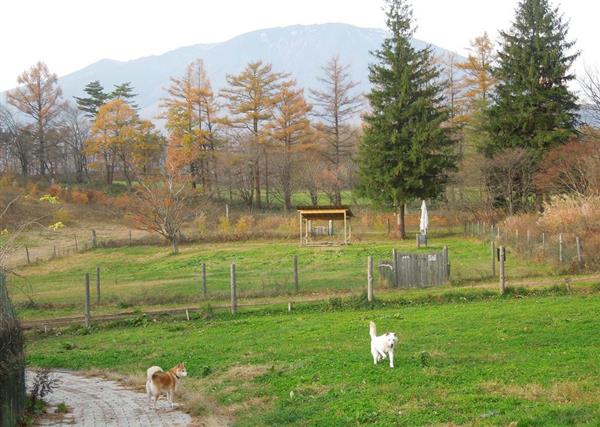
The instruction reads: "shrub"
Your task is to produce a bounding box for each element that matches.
[47,184,62,197]
[235,215,254,235]
[70,190,89,204]
[218,216,231,234]
[52,208,72,225]
[194,213,208,235]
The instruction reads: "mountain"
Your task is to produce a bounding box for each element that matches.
[12,23,460,119]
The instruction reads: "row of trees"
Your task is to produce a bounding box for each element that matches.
[0,56,364,211]
[2,0,599,240]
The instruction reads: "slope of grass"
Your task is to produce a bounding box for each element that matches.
[10,235,552,320]
[27,294,600,425]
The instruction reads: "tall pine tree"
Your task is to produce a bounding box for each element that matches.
[487,0,579,157]
[357,0,456,239]
[75,80,109,118]
[111,82,139,110]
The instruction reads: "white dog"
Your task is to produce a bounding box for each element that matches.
[369,321,398,368]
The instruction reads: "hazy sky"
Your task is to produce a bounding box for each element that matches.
[1,0,598,91]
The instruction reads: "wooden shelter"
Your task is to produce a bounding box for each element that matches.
[297,206,354,246]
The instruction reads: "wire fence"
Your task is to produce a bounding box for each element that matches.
[0,271,26,426]
[465,221,588,273]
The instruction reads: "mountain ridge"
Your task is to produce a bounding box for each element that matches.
[6,23,460,118]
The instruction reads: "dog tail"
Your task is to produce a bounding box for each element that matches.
[369,321,377,338]
[146,366,163,382]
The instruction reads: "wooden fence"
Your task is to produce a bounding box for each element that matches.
[379,247,450,288]
[0,271,26,426]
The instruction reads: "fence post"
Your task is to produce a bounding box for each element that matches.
[201,263,207,297]
[230,263,237,315]
[84,273,91,327]
[293,255,299,292]
[74,235,78,251]
[367,256,374,302]
[463,221,467,236]
[559,233,564,264]
[129,230,132,246]
[491,240,496,277]
[443,245,450,279]
[91,229,97,249]
[542,233,546,257]
[499,246,506,294]
[392,249,398,287]
[25,246,30,265]
[576,237,583,264]
[95,267,101,304]
[53,246,57,259]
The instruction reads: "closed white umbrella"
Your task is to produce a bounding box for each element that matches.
[420,200,428,235]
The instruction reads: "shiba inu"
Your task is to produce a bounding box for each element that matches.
[369,321,398,368]
[146,363,187,409]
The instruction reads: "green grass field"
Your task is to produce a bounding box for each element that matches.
[27,292,600,425]
[10,234,554,321]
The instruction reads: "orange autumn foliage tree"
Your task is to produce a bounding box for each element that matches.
[6,62,65,177]
[162,59,221,190]
[268,80,314,211]
[87,99,162,187]
[221,60,287,208]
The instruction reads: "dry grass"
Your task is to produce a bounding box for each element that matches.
[480,380,599,404]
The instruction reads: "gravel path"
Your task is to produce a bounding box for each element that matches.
[27,370,191,427]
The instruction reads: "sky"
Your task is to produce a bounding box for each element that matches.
[1,0,598,92]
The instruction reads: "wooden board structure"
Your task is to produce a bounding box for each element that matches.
[297,206,354,246]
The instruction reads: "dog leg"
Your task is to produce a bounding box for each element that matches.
[371,348,379,364]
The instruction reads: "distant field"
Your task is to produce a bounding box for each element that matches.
[27,293,600,425]
[9,234,553,321]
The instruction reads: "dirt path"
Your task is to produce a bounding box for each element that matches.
[27,370,192,426]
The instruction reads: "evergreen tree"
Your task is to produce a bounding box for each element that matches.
[74,80,109,118]
[357,0,456,239]
[110,82,139,110]
[487,0,579,157]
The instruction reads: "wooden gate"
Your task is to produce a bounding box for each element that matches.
[379,247,450,288]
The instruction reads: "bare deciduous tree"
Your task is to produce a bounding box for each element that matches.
[130,164,203,254]
[310,56,362,205]
[580,67,600,127]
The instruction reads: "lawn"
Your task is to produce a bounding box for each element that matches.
[9,234,554,321]
[26,293,600,425]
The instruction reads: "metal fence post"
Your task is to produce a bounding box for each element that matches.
[91,229,97,249]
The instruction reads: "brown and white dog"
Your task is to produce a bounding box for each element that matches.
[146,363,188,409]
[369,321,398,368]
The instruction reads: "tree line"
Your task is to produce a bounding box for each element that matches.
[1,0,599,239]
